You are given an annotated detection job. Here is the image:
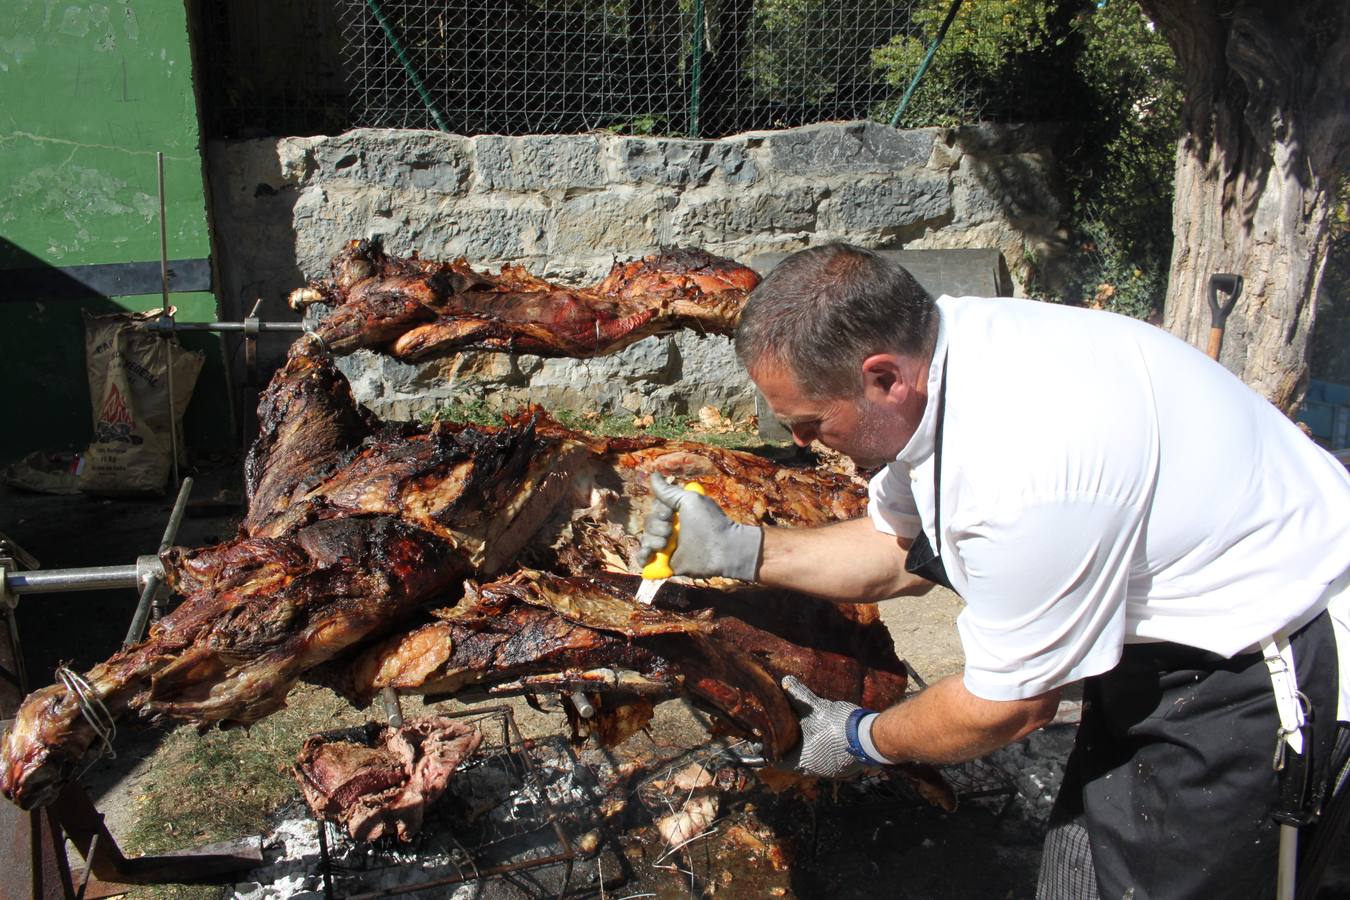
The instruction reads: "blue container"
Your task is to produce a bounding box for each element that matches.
[1299,380,1350,448]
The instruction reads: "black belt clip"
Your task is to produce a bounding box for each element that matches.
[1272,690,1322,827]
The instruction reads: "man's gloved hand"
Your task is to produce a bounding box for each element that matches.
[781,675,892,778]
[636,473,763,581]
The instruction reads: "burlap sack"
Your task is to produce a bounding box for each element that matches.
[78,310,204,496]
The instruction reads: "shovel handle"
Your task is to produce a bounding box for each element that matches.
[1206,273,1243,361]
[1206,327,1224,360]
[1208,273,1243,327]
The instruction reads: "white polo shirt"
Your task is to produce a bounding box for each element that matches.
[868,296,1350,714]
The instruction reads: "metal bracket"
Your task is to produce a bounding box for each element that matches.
[0,559,16,611]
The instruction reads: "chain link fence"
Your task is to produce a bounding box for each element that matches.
[199,0,1009,139]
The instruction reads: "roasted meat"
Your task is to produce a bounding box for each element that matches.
[1,348,582,809]
[2,327,918,812]
[339,570,906,760]
[289,241,758,359]
[295,716,483,842]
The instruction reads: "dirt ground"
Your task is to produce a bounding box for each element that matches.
[2,477,1347,899]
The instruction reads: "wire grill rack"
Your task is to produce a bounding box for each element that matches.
[310,706,584,900]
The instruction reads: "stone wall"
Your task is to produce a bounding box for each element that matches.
[208,122,1063,421]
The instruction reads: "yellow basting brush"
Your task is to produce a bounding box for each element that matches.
[635,482,705,605]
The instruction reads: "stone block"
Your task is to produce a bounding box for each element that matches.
[707,139,760,187]
[671,187,821,245]
[548,190,678,259]
[953,153,1060,226]
[767,123,938,176]
[411,201,551,261]
[473,135,606,192]
[614,138,710,187]
[818,173,951,235]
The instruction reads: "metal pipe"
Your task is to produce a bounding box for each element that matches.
[889,0,964,128]
[6,565,141,594]
[157,152,181,489]
[379,686,404,728]
[364,0,449,132]
[157,476,193,555]
[147,320,306,333]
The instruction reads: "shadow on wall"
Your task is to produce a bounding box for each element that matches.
[0,236,231,463]
[203,143,308,426]
[948,124,1071,296]
[0,237,129,460]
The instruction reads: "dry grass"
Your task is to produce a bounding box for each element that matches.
[119,684,403,899]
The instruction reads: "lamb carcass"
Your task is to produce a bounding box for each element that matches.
[288,241,758,359]
[1,335,920,811]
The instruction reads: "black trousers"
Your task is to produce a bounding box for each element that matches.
[1037,611,1345,900]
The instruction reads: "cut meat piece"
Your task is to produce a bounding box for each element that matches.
[295,716,483,842]
[243,338,376,536]
[291,241,758,360]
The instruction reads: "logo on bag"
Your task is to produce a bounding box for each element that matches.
[94,385,143,445]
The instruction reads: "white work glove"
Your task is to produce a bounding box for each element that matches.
[781,675,892,778]
[636,473,762,581]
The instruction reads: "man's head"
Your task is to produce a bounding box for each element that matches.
[735,243,938,464]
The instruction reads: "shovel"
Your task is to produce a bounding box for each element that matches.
[1206,273,1243,361]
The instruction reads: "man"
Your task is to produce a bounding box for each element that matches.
[637,243,1350,898]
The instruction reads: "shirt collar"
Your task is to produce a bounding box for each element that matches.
[890,297,950,468]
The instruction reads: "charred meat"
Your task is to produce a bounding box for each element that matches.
[2,328,918,811]
[290,241,759,359]
[295,716,483,842]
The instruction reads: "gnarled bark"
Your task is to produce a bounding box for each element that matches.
[1137,0,1350,413]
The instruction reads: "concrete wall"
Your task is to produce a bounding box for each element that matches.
[0,0,228,460]
[208,121,1063,421]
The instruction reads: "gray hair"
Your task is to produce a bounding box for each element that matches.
[734,243,938,399]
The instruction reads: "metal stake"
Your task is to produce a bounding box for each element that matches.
[156,152,180,489]
[124,477,193,648]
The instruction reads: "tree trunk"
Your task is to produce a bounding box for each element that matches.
[1136,0,1350,414]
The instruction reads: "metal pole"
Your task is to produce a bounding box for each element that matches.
[157,151,180,489]
[1276,824,1298,900]
[147,320,306,333]
[889,0,964,128]
[688,0,705,137]
[5,566,142,595]
[364,0,450,131]
[124,477,193,648]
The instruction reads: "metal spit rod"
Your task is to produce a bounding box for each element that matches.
[5,561,157,595]
[157,152,180,489]
[147,320,306,333]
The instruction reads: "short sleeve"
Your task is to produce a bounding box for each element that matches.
[954,496,1143,701]
[867,464,921,539]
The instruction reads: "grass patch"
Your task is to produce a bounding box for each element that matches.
[424,400,778,453]
[121,684,387,898]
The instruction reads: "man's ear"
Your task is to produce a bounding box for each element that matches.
[861,354,907,403]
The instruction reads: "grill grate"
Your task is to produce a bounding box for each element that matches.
[310,706,584,899]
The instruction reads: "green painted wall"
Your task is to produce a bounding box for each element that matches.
[0,0,230,462]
